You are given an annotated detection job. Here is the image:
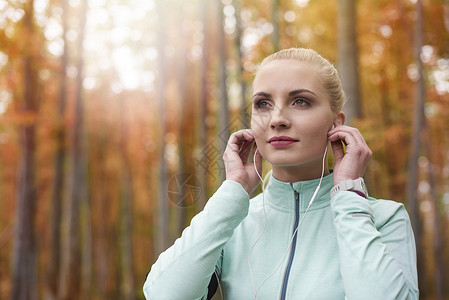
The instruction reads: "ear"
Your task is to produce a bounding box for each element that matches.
[334,112,345,126]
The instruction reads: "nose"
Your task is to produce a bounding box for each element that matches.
[269,107,291,129]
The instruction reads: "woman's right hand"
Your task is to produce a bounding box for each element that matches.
[223,129,262,195]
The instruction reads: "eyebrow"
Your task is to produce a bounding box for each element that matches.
[288,89,317,97]
[252,92,271,100]
[252,89,317,100]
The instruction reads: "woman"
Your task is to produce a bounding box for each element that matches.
[143,48,419,299]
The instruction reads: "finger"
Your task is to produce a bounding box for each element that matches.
[331,139,344,162]
[329,128,371,158]
[328,129,372,170]
[240,140,256,161]
[329,125,366,147]
[226,131,251,154]
[328,130,359,149]
[228,129,255,148]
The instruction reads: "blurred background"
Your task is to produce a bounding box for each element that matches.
[0,0,448,299]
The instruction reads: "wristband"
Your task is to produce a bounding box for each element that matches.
[330,177,368,199]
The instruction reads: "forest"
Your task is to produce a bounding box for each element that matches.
[0,0,448,299]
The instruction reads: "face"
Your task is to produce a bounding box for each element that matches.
[251,59,335,172]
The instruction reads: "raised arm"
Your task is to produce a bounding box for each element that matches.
[143,129,262,299]
[143,180,249,299]
[328,125,418,298]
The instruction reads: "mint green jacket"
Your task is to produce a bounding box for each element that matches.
[143,174,419,299]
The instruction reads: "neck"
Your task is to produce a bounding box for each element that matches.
[271,156,330,183]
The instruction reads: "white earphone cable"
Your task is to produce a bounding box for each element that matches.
[248,148,269,296]
[249,145,329,299]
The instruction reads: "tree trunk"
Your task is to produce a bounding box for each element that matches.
[59,0,88,298]
[80,190,92,300]
[11,2,39,299]
[423,133,444,300]
[337,0,361,124]
[119,100,135,300]
[272,0,280,52]
[405,0,425,296]
[46,0,68,298]
[233,0,249,129]
[155,0,169,254]
[95,153,109,299]
[176,1,188,234]
[444,0,449,33]
[80,128,92,300]
[217,0,229,183]
[196,0,210,211]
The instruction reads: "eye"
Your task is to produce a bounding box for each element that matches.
[292,97,311,107]
[253,99,271,110]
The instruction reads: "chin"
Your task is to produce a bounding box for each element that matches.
[264,151,323,168]
[264,153,305,167]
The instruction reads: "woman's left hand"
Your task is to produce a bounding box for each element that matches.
[327,125,372,185]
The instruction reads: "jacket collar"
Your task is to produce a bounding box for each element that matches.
[264,173,334,212]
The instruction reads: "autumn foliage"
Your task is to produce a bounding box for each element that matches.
[0,0,448,299]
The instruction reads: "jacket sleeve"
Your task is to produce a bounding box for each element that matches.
[143,180,249,300]
[330,191,419,300]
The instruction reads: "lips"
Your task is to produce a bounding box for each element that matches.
[268,136,299,148]
[268,136,298,143]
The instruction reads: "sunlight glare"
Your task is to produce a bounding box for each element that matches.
[0,0,6,11]
[69,0,80,8]
[0,51,7,69]
[48,39,64,56]
[431,59,449,94]
[94,8,109,25]
[82,0,158,91]
[52,6,63,18]
[295,0,310,8]
[90,0,107,8]
[144,47,158,61]
[113,46,141,90]
[407,64,419,82]
[34,0,48,13]
[110,27,130,45]
[66,29,78,42]
[44,18,63,41]
[83,77,97,90]
[284,11,296,23]
[421,45,433,64]
[9,8,25,23]
[189,45,203,61]
[379,25,392,38]
[0,90,11,115]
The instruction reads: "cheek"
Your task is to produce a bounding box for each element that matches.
[251,113,268,135]
[251,116,267,151]
[298,109,334,131]
[300,121,330,141]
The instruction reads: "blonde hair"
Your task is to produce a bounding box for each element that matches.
[257,48,346,114]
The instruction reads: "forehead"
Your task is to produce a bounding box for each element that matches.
[253,60,321,93]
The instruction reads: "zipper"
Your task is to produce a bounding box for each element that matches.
[279,185,300,300]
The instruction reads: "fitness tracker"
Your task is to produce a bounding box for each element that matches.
[330,177,369,199]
